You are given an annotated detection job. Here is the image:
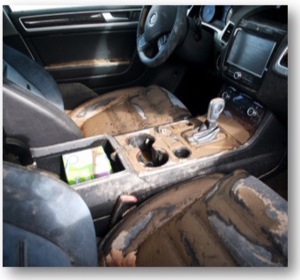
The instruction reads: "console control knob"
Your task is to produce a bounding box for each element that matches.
[233,71,242,80]
[247,107,257,117]
[222,91,231,100]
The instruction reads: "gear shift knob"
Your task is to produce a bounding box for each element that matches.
[185,97,225,145]
[206,98,225,129]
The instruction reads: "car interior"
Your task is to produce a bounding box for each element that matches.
[2,5,288,267]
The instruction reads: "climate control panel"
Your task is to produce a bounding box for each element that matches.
[220,86,265,125]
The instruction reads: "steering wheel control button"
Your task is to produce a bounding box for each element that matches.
[247,107,257,117]
[233,71,242,80]
[158,34,169,50]
[137,35,147,51]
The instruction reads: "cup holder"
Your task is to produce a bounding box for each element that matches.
[173,147,191,159]
[127,134,169,168]
[137,149,169,167]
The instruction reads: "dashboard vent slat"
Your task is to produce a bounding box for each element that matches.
[222,23,234,43]
[280,51,288,68]
[274,46,288,76]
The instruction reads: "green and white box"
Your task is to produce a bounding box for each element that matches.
[62,146,113,185]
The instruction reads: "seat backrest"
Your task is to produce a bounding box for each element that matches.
[3,162,98,267]
[3,80,82,148]
[3,44,64,110]
[3,44,82,148]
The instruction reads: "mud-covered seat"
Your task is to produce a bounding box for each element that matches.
[3,44,191,148]
[100,170,288,267]
[3,161,288,267]
[3,162,98,267]
[68,85,190,137]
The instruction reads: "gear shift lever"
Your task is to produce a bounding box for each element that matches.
[186,97,225,145]
[206,98,225,129]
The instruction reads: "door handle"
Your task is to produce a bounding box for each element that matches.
[102,12,129,23]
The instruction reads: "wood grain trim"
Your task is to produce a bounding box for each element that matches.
[45,58,130,70]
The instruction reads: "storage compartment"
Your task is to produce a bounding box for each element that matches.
[35,138,125,185]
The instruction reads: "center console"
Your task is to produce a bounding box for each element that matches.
[28,85,286,237]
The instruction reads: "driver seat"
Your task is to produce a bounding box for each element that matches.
[3,44,191,148]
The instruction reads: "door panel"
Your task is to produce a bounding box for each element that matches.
[3,5,145,93]
[30,31,136,80]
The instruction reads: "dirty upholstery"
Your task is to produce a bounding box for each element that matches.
[69,85,191,137]
[3,44,64,110]
[100,170,288,267]
[3,162,98,267]
[3,44,191,146]
[3,80,82,148]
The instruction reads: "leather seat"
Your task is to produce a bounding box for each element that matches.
[69,85,191,137]
[3,162,287,267]
[3,162,98,266]
[3,44,191,147]
[99,170,288,267]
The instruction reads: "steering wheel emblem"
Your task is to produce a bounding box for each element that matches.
[149,12,158,26]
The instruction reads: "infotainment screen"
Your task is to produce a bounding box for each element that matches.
[227,30,276,77]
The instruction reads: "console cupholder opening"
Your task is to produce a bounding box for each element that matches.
[137,149,169,167]
[173,147,191,159]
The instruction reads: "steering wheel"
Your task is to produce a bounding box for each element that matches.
[137,6,188,68]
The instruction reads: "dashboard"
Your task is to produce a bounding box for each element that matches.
[188,5,232,30]
[187,5,288,122]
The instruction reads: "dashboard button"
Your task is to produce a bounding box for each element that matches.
[222,91,231,100]
[233,71,242,80]
[247,107,257,117]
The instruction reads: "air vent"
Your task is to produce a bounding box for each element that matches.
[222,23,234,43]
[280,50,288,68]
[274,46,288,76]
